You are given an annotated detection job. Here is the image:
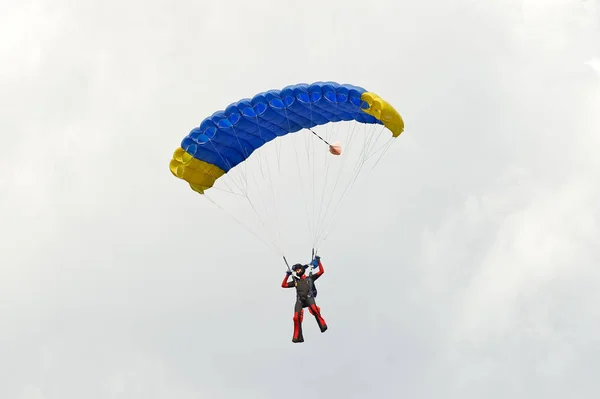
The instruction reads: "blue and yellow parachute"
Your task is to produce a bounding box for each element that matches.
[170,81,403,195]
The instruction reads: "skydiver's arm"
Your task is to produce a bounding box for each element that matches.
[311,260,325,281]
[281,274,295,288]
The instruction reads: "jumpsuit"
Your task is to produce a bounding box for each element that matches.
[281,260,328,343]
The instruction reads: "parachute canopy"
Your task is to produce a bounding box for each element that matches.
[169,81,403,194]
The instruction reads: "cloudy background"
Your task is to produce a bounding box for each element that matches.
[2,0,599,398]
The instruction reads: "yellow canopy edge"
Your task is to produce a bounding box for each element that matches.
[360,92,404,137]
[169,147,226,194]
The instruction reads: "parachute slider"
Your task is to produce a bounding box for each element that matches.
[309,128,342,156]
[329,142,342,155]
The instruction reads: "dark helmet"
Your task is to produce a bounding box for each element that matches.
[293,263,308,276]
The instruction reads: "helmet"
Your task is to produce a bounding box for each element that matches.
[293,263,308,276]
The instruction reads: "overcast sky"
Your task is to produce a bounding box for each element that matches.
[1,0,599,398]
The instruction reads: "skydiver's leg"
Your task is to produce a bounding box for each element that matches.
[306,297,327,332]
[292,299,305,343]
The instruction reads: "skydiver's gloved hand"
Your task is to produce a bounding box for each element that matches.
[286,270,292,276]
[311,255,321,268]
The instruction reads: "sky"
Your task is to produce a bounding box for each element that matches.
[1,0,599,398]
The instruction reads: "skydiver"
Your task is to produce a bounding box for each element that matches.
[281,255,328,343]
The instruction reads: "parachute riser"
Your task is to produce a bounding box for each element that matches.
[283,255,299,282]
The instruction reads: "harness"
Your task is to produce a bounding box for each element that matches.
[283,254,319,302]
[293,271,317,301]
